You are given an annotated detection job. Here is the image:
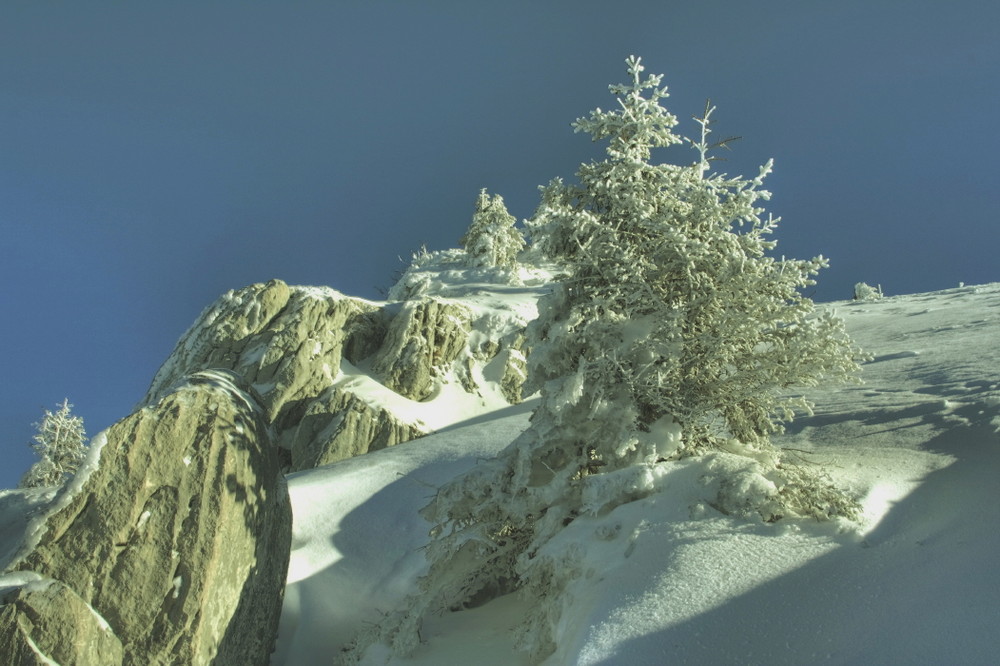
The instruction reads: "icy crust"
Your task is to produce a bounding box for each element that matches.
[0,569,50,597]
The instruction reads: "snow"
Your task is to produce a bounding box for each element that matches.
[273,403,536,664]
[310,255,555,435]
[1,280,997,664]
[23,635,59,666]
[0,569,49,597]
[1,430,110,570]
[270,281,1000,665]
[331,357,512,433]
[0,487,56,570]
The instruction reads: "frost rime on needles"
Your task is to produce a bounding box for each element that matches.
[18,400,87,489]
[460,189,525,270]
[350,56,868,662]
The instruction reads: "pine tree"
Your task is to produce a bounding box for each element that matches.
[19,399,88,488]
[460,188,524,268]
[525,56,865,457]
[355,57,867,661]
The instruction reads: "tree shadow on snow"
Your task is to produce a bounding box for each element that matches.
[593,405,1000,666]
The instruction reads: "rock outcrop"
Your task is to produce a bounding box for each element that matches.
[285,387,426,470]
[0,260,544,663]
[0,577,124,665]
[142,281,403,470]
[143,280,386,419]
[476,331,528,405]
[370,298,474,400]
[2,369,291,665]
[143,280,529,470]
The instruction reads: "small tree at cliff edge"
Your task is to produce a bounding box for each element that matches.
[20,398,88,488]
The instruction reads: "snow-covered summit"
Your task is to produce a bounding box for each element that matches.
[388,247,556,320]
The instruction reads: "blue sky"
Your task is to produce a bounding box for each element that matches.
[2,1,997,488]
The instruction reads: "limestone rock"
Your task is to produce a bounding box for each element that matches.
[499,332,528,404]
[285,387,426,471]
[6,369,291,665]
[144,280,385,421]
[143,281,400,467]
[371,298,473,400]
[0,578,124,665]
[143,280,529,471]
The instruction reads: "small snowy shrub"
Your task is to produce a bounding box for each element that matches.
[460,189,524,268]
[853,282,883,301]
[19,398,88,488]
[353,56,867,662]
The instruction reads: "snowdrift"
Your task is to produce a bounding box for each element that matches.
[273,282,1000,665]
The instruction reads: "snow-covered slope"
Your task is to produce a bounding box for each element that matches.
[274,282,1000,665]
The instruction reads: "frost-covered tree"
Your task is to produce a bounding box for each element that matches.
[19,399,87,488]
[460,189,524,268]
[524,57,867,456]
[353,57,867,662]
[853,282,883,300]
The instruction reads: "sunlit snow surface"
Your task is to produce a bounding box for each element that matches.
[274,282,1000,665]
[1,281,996,665]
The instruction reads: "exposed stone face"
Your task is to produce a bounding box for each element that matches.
[0,578,124,666]
[5,370,291,666]
[499,332,528,404]
[143,281,401,467]
[142,280,529,471]
[144,280,386,420]
[371,298,473,401]
[0,271,537,662]
[285,387,427,471]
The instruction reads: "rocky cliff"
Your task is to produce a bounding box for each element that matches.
[0,254,548,664]
[143,276,533,471]
[2,370,291,665]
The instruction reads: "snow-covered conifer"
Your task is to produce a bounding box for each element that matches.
[460,189,524,268]
[19,398,87,488]
[854,282,884,300]
[354,57,867,662]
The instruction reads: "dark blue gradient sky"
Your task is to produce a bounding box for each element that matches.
[2,1,997,487]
